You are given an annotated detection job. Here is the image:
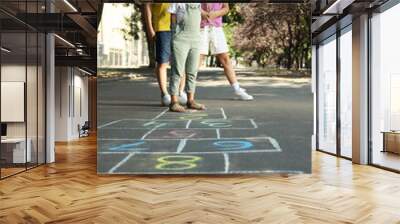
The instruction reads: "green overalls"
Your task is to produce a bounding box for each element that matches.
[169,4,201,96]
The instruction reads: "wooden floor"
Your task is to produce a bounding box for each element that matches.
[1,136,400,224]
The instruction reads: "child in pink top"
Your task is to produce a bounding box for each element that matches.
[200,3,253,100]
[201,3,224,28]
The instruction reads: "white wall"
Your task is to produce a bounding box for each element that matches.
[1,64,28,138]
[55,67,89,141]
[1,63,46,164]
[55,66,70,141]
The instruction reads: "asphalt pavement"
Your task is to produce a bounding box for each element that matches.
[97,67,313,174]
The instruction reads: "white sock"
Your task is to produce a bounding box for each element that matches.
[232,82,240,92]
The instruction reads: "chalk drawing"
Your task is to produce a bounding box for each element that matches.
[155,155,202,170]
[213,140,253,150]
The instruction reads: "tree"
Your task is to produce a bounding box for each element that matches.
[232,3,311,70]
[121,4,142,41]
[120,3,155,67]
[223,4,244,65]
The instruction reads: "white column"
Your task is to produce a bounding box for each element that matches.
[45,0,55,163]
[352,14,369,164]
[46,33,55,163]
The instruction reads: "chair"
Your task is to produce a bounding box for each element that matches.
[78,121,90,138]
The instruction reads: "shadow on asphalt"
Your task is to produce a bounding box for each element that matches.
[98,102,163,107]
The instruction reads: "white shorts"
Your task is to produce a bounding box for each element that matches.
[199,26,229,55]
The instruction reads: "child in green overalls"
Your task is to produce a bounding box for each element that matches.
[168,3,206,112]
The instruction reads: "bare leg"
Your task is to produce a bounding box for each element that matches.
[187,92,194,102]
[156,63,169,95]
[216,53,253,100]
[170,95,185,112]
[179,74,186,93]
[171,95,179,104]
[216,53,237,85]
[199,55,206,68]
[187,92,205,110]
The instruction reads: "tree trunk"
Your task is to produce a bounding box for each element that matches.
[139,4,155,68]
[97,3,104,28]
[286,20,293,70]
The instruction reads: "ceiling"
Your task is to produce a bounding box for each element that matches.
[0,0,99,74]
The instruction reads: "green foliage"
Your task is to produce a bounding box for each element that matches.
[223,3,244,26]
[223,4,244,59]
[230,3,311,69]
[223,24,239,59]
[120,3,143,41]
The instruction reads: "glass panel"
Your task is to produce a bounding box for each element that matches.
[26,0,39,169]
[339,27,352,158]
[318,35,337,154]
[38,32,45,165]
[27,31,38,169]
[1,30,28,177]
[371,4,400,171]
[0,0,46,178]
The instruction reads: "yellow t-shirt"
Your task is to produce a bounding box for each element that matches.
[151,3,171,32]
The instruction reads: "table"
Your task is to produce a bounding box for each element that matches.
[1,138,32,163]
[382,131,400,154]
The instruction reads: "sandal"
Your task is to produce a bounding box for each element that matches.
[187,101,206,110]
[169,103,186,113]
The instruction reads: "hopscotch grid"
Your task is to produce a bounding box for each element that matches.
[216,129,221,139]
[100,106,289,174]
[185,120,192,129]
[220,108,227,119]
[250,119,258,128]
[99,136,277,141]
[98,149,281,155]
[101,119,256,129]
[176,139,188,153]
[100,127,257,130]
[99,136,282,152]
[140,124,165,140]
[108,153,135,173]
[98,119,125,129]
[151,117,225,121]
[115,118,248,121]
[151,108,169,120]
[108,148,148,151]
[266,137,282,151]
[223,153,230,173]
[99,137,282,153]
[99,170,305,175]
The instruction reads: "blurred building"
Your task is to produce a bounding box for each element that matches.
[98,4,149,68]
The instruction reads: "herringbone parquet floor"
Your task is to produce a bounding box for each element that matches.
[1,135,400,224]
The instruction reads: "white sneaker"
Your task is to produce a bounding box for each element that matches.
[235,88,254,101]
[162,94,171,106]
[178,91,187,105]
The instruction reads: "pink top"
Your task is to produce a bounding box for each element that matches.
[200,3,224,28]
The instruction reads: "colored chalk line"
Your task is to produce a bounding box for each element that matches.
[103,107,284,174]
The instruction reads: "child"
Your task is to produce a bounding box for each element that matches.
[168,3,205,112]
[144,3,187,106]
[200,3,253,100]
